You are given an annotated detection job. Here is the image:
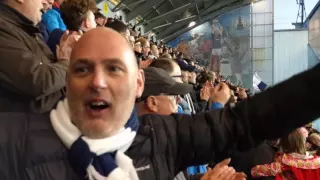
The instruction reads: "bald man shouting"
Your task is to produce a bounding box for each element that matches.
[0,27,320,180]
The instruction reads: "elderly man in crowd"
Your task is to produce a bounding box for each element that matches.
[135,67,192,116]
[0,0,78,113]
[1,27,320,180]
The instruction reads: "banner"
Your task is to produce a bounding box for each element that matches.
[168,5,252,88]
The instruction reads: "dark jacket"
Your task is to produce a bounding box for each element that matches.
[38,20,49,43]
[230,141,277,180]
[1,63,320,179]
[189,83,208,113]
[47,28,65,57]
[0,3,67,113]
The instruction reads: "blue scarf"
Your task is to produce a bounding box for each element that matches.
[50,99,140,180]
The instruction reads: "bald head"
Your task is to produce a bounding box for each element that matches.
[66,27,144,138]
[71,27,136,67]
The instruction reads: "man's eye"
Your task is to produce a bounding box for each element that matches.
[74,67,89,74]
[108,66,123,73]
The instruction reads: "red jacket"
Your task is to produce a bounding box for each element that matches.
[252,153,320,180]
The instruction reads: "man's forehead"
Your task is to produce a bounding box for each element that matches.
[71,28,135,64]
[71,49,134,65]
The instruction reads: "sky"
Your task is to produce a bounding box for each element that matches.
[274,0,319,29]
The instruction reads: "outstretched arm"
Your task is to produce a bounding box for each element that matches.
[166,64,320,171]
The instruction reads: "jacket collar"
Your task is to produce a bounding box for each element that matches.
[0,3,40,35]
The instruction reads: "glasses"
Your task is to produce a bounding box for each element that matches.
[159,94,179,101]
[171,75,183,78]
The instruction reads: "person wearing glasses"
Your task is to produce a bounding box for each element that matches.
[137,37,151,59]
[135,67,191,116]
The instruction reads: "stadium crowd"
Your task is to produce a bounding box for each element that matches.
[1,0,320,179]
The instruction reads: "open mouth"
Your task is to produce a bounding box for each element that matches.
[86,100,110,111]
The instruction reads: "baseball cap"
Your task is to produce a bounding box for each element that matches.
[141,67,193,99]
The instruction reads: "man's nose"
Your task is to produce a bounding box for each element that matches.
[90,70,107,90]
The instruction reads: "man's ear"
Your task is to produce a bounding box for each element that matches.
[136,69,145,98]
[146,96,158,112]
[83,18,90,28]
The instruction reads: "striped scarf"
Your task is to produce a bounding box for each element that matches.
[50,99,139,180]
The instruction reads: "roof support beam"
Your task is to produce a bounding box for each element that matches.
[157,0,237,39]
[142,0,166,20]
[113,0,147,12]
[162,0,245,42]
[167,0,174,8]
[142,2,195,31]
[111,0,126,12]
[152,22,172,30]
[126,0,163,21]
[144,2,193,23]
[145,14,197,32]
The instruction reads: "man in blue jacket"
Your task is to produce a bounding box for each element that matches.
[42,0,66,33]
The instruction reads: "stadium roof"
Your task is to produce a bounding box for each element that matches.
[98,0,258,42]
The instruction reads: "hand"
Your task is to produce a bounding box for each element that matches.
[209,83,231,106]
[201,159,247,180]
[189,72,197,84]
[200,86,211,101]
[139,59,152,69]
[237,88,247,100]
[56,30,82,61]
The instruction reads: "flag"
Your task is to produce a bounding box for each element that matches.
[253,72,267,91]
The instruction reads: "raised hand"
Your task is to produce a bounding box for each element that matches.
[201,159,247,180]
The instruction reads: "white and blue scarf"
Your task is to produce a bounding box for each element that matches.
[50,99,139,180]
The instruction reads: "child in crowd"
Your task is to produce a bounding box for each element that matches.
[251,130,320,180]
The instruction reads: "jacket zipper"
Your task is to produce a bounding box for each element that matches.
[149,120,160,180]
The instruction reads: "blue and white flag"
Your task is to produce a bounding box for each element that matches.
[253,72,267,91]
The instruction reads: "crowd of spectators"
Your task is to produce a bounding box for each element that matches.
[1,0,320,180]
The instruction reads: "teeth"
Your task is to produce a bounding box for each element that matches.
[91,101,106,106]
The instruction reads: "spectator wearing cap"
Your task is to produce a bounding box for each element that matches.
[41,0,66,33]
[136,67,207,180]
[47,0,97,57]
[149,58,192,114]
[149,59,211,114]
[136,67,193,116]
